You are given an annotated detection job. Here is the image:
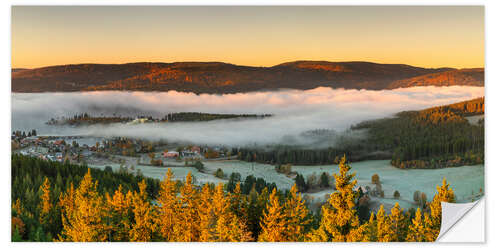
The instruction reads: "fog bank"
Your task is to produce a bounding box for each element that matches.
[11,86,484,146]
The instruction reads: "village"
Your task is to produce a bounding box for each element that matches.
[11,129,233,168]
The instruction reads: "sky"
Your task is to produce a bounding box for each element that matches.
[11,6,484,69]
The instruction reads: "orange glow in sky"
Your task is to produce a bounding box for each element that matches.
[12,6,484,69]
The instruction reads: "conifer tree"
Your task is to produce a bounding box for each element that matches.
[39,178,52,225]
[129,180,157,241]
[364,212,378,242]
[198,184,214,242]
[156,169,178,241]
[375,205,391,242]
[212,183,252,242]
[258,188,286,242]
[58,169,108,242]
[173,172,200,241]
[308,156,361,242]
[283,184,311,241]
[388,203,407,241]
[406,208,433,242]
[429,178,455,240]
[105,185,132,241]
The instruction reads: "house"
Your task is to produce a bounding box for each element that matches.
[128,117,151,125]
[164,151,179,158]
[35,146,49,154]
[55,152,63,161]
[181,150,197,158]
[191,146,201,154]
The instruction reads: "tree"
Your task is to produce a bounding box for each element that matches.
[320,172,330,188]
[283,184,311,241]
[375,205,390,242]
[393,190,400,199]
[156,169,178,241]
[129,180,157,241]
[308,156,362,242]
[212,183,252,242]
[388,203,407,241]
[39,178,52,225]
[258,188,286,242]
[173,172,200,241]
[58,169,108,242]
[406,208,433,242]
[294,174,307,192]
[428,178,455,240]
[214,168,225,178]
[105,185,132,241]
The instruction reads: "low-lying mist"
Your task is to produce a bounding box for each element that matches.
[11,86,484,147]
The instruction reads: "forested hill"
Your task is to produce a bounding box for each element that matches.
[11,61,482,93]
[236,97,484,168]
[387,68,484,89]
[352,97,484,169]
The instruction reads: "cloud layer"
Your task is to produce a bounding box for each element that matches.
[11,86,484,146]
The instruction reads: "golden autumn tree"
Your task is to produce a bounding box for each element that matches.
[198,183,214,242]
[258,188,287,242]
[58,169,108,242]
[283,184,311,241]
[428,178,455,240]
[129,180,157,241]
[212,183,252,242]
[406,208,433,242]
[229,182,246,218]
[364,212,378,242]
[156,169,179,241]
[173,172,200,241]
[308,156,362,242]
[388,203,407,241]
[375,205,391,242]
[39,177,52,225]
[105,185,132,241]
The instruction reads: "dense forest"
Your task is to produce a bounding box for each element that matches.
[161,112,272,122]
[235,97,484,169]
[47,112,272,126]
[352,97,484,168]
[12,154,454,242]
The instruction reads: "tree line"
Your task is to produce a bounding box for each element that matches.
[233,97,484,169]
[13,154,454,242]
[352,97,484,169]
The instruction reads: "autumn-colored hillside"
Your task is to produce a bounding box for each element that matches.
[11,61,481,93]
[387,68,484,89]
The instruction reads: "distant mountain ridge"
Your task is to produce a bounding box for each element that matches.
[11,61,483,93]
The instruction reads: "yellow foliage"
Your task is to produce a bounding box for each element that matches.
[58,169,108,242]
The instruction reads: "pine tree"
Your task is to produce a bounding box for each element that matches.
[156,169,178,241]
[388,203,406,241]
[198,183,214,242]
[375,205,391,242]
[39,177,52,225]
[105,185,132,241]
[212,183,252,242]
[429,178,455,240]
[308,156,361,242]
[129,180,157,241]
[173,172,200,241]
[364,212,378,242]
[406,208,433,242]
[283,184,311,241]
[58,169,108,242]
[258,188,286,242]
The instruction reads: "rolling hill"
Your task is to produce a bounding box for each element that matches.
[11,61,483,93]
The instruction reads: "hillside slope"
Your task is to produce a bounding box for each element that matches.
[387,68,484,89]
[12,61,481,93]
